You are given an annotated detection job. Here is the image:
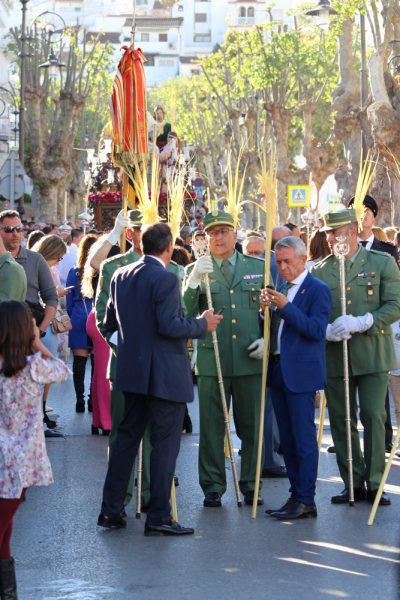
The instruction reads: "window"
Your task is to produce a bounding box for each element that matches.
[141,33,149,41]
[159,33,168,42]
[146,56,155,66]
[195,13,207,22]
[239,7,246,17]
[248,7,254,17]
[194,34,211,42]
[159,59,174,66]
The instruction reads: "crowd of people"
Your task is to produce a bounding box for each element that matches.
[1,193,400,594]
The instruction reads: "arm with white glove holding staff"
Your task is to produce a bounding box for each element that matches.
[90,210,131,271]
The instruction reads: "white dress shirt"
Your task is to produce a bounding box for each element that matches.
[58,242,79,287]
[149,255,166,268]
[275,268,308,354]
[357,233,374,250]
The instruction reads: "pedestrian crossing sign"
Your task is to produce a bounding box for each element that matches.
[288,185,309,207]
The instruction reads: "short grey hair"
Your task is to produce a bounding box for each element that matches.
[274,236,307,257]
[243,236,265,247]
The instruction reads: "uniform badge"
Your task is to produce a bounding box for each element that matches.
[212,209,218,217]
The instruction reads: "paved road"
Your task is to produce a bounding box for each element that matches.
[12,361,400,599]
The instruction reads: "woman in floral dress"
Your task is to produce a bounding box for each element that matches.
[0,301,71,599]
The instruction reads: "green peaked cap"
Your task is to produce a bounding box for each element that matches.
[321,208,357,232]
[128,209,143,227]
[203,210,235,231]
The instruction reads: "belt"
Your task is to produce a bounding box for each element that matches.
[273,354,280,362]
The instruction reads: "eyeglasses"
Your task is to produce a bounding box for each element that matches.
[56,257,63,263]
[207,228,233,238]
[1,226,24,233]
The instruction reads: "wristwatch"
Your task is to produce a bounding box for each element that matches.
[39,330,47,338]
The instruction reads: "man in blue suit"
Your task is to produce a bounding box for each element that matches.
[98,223,222,535]
[260,236,331,519]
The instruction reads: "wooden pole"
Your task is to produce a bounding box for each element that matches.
[171,478,178,522]
[367,426,400,525]
[317,391,326,474]
[120,173,128,254]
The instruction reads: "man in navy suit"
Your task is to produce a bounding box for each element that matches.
[260,236,331,519]
[98,223,222,536]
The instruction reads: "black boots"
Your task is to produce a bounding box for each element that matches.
[87,354,94,413]
[0,557,18,599]
[73,355,87,412]
[182,406,193,434]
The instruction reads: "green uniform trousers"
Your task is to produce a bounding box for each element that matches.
[198,375,264,496]
[326,371,387,491]
[108,382,151,507]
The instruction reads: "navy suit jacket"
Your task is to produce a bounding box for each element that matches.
[104,255,207,402]
[267,271,332,394]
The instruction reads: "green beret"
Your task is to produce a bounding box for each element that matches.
[321,208,357,232]
[203,210,235,231]
[128,209,143,227]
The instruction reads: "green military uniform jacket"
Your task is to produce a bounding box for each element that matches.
[0,251,27,301]
[95,248,181,379]
[311,246,400,378]
[183,252,267,378]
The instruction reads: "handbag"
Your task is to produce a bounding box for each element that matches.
[25,300,45,327]
[51,307,72,334]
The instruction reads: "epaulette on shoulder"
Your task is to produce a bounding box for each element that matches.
[102,252,124,267]
[243,254,265,263]
[369,248,392,258]
[381,240,396,248]
[313,254,334,269]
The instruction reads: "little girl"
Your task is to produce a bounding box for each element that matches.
[0,301,71,599]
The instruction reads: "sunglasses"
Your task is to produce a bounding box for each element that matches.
[1,226,24,233]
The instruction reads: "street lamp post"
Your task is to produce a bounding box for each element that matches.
[18,0,29,217]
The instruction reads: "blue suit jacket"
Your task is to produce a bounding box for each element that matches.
[268,271,331,394]
[104,255,207,402]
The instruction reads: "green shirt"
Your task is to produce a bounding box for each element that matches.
[214,251,237,280]
[0,251,27,302]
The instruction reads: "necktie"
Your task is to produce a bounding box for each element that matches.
[360,240,368,248]
[221,259,233,286]
[270,282,294,354]
[345,259,352,275]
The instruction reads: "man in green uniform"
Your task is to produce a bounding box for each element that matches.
[312,208,400,506]
[95,210,182,512]
[183,210,266,508]
[0,235,26,301]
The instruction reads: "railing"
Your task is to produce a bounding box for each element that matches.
[238,17,255,25]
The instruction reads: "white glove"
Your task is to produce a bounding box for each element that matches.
[331,313,373,336]
[248,338,264,360]
[107,210,130,246]
[326,324,352,342]
[187,256,214,289]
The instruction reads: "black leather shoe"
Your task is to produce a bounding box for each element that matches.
[367,490,391,506]
[120,508,127,518]
[91,425,99,435]
[97,513,126,529]
[385,443,393,454]
[101,429,110,436]
[244,491,264,506]
[273,500,317,520]
[203,492,222,507]
[44,429,64,438]
[266,497,296,515]
[87,399,93,413]
[262,466,288,478]
[75,401,85,413]
[277,445,284,455]
[331,487,366,504]
[174,475,179,487]
[144,520,194,536]
[327,444,336,454]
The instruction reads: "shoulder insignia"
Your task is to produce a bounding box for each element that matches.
[99,276,104,290]
[103,252,124,266]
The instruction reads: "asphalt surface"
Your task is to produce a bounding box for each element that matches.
[11,359,400,600]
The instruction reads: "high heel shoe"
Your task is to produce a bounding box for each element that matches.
[91,425,99,435]
[101,429,110,436]
[43,414,57,429]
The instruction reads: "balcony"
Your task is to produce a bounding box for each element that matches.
[238,16,255,25]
